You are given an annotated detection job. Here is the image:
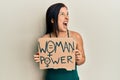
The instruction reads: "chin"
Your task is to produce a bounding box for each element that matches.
[59,27,68,32]
[60,29,67,32]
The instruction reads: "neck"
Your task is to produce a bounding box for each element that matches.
[58,31,67,37]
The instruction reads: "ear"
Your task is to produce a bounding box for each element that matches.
[51,18,54,23]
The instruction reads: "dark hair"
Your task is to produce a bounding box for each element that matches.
[46,3,67,37]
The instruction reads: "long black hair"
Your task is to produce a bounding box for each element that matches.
[46,3,67,37]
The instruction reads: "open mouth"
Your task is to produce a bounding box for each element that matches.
[63,21,68,26]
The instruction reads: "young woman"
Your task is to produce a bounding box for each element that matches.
[34,3,85,80]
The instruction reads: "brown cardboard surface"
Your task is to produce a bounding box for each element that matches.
[38,38,76,71]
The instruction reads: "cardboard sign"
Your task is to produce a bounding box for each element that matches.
[38,38,76,71]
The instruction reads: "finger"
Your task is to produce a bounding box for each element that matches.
[75,58,80,61]
[34,55,39,58]
[73,50,79,56]
[75,53,82,57]
[75,49,82,53]
[75,52,80,55]
[35,60,40,62]
[74,50,81,54]
[75,55,80,58]
[73,50,79,53]
[75,52,81,57]
[34,57,40,60]
[76,56,81,60]
[76,56,81,59]
[76,51,82,56]
[76,50,81,54]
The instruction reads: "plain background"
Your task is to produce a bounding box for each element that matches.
[0,0,120,80]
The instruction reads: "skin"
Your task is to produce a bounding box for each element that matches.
[34,7,85,65]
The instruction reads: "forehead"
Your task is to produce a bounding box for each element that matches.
[59,7,68,12]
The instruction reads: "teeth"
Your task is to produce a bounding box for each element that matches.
[63,21,68,26]
[64,22,68,24]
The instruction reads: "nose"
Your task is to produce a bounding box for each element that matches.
[65,15,69,20]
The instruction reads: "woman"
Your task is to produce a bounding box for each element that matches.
[34,3,85,80]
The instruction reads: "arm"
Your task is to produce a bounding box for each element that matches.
[74,32,86,65]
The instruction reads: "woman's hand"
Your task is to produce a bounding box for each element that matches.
[34,52,40,62]
[73,49,85,65]
[73,50,82,62]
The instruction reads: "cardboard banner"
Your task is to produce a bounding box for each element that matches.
[38,38,76,71]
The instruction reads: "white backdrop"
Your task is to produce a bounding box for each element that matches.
[0,0,120,80]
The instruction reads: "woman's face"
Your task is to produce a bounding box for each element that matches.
[58,7,69,32]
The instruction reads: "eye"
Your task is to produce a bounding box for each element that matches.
[60,12,65,15]
[59,12,69,16]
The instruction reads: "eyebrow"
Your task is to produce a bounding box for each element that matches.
[59,11,69,14]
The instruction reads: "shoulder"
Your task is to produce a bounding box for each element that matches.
[41,34,50,38]
[70,30,83,40]
[38,34,50,40]
[69,30,84,49]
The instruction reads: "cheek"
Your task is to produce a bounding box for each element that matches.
[58,16,64,23]
[58,18,63,26]
[58,17,64,30]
